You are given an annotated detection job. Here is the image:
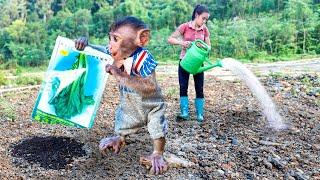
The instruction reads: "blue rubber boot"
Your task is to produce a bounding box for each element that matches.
[195,98,205,123]
[176,96,189,121]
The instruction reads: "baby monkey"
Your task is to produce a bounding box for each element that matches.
[75,16,168,175]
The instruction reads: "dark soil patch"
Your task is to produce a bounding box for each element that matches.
[10,136,86,170]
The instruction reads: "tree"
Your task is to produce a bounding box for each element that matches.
[35,0,54,22]
[0,0,28,27]
[284,0,315,54]
[91,5,114,38]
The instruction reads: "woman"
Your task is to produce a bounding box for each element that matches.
[167,4,210,123]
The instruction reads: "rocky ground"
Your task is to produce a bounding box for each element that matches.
[0,61,319,179]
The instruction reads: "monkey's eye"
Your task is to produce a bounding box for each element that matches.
[114,36,121,42]
[109,35,119,42]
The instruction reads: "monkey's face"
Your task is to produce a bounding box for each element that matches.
[108,26,137,61]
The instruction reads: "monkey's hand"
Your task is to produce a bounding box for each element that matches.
[105,64,128,78]
[106,64,120,75]
[99,136,126,155]
[106,64,130,83]
[74,37,88,51]
[140,153,168,175]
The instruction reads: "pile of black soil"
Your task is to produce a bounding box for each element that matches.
[10,136,86,170]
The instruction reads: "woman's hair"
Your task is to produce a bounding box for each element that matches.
[191,4,209,20]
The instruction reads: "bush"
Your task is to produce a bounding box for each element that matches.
[0,60,18,70]
[15,66,22,75]
[0,71,8,85]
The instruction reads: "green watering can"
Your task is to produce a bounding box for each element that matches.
[180,39,222,74]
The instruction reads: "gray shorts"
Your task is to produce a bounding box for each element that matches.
[114,87,168,139]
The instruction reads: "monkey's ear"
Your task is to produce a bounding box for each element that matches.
[136,29,150,47]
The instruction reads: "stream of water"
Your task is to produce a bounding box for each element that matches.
[221,58,287,130]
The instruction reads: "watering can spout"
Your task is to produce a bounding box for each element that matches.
[215,59,223,67]
[197,59,223,74]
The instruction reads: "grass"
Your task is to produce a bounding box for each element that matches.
[0,71,8,85]
[0,73,43,87]
[250,54,320,63]
[165,87,178,98]
[0,65,45,87]
[0,97,17,121]
[16,65,48,73]
[269,71,284,79]
[158,59,178,65]
[16,75,43,86]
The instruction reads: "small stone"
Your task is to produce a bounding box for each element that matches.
[231,137,238,145]
[294,172,309,180]
[246,172,255,180]
[288,126,300,134]
[217,169,225,175]
[188,174,195,179]
[296,168,304,174]
[272,153,281,160]
[270,158,285,170]
[312,144,320,151]
[263,159,273,169]
[191,157,198,164]
[219,134,227,142]
[221,163,232,171]
[282,81,291,88]
[286,175,295,180]
[177,151,185,156]
[205,166,214,173]
[231,172,240,178]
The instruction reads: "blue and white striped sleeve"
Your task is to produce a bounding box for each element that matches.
[132,50,158,78]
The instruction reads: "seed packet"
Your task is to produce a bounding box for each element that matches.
[32,36,113,128]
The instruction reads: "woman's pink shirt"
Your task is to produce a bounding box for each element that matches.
[178,21,210,59]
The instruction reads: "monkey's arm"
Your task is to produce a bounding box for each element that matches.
[88,44,111,55]
[106,65,157,97]
[74,37,111,55]
[122,73,157,96]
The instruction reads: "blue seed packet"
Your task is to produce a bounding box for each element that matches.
[32,36,113,128]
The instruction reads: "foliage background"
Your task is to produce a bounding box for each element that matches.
[0,0,319,67]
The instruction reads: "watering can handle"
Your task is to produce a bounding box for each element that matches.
[193,39,211,53]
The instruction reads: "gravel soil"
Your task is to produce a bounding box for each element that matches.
[0,64,319,179]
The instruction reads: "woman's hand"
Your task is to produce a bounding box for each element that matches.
[181,41,191,48]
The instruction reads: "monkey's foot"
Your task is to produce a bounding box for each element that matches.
[140,153,168,175]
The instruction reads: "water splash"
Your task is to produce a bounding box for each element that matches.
[221,58,287,130]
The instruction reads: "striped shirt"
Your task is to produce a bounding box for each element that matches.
[130,47,157,77]
[104,47,157,78]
